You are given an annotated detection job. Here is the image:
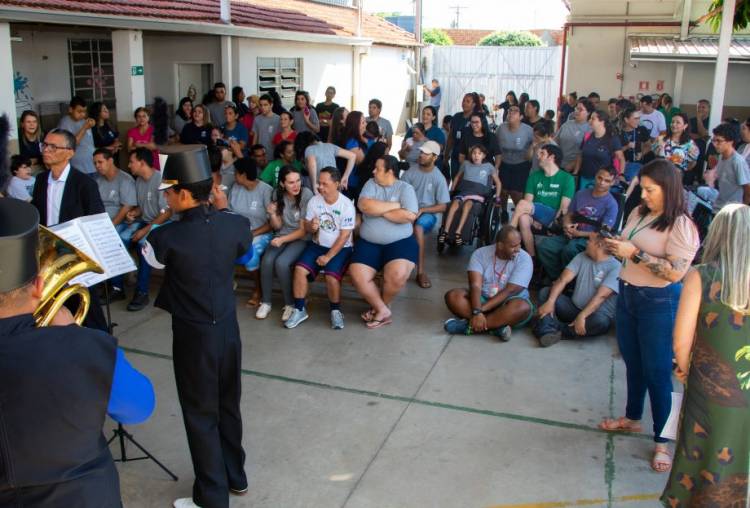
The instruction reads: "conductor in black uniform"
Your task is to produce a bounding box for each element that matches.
[0,199,130,507]
[142,147,252,508]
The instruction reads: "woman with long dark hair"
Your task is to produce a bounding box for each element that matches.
[174,97,193,135]
[457,112,500,169]
[127,106,160,169]
[600,159,700,473]
[256,166,313,320]
[619,106,651,181]
[574,109,625,190]
[179,104,212,145]
[290,90,320,135]
[89,102,120,156]
[497,91,518,123]
[653,112,699,174]
[232,86,249,118]
[328,106,348,144]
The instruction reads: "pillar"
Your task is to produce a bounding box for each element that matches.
[0,22,19,149]
[709,0,735,130]
[112,30,145,117]
[221,35,232,89]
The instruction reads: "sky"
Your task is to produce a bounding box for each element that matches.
[364,0,570,30]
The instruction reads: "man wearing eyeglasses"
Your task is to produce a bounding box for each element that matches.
[697,123,750,209]
[31,128,108,330]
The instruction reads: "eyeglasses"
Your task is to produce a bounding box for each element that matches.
[40,142,73,152]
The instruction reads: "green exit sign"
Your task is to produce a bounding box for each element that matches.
[131,65,144,76]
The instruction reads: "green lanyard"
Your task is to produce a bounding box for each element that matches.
[627,215,656,241]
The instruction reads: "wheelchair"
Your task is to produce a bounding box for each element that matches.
[437,186,502,252]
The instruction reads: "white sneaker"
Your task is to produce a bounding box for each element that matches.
[255,303,272,319]
[281,305,295,321]
[173,498,201,508]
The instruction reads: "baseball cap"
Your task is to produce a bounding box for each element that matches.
[419,140,441,156]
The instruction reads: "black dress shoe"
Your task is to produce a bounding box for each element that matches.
[126,292,149,312]
[229,486,248,496]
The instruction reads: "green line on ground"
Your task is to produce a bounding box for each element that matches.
[121,345,652,441]
[605,359,616,508]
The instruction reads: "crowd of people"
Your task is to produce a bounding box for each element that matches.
[1,79,749,508]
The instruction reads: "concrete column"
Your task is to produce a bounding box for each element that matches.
[221,35,232,89]
[673,63,685,107]
[709,0,735,130]
[112,29,145,115]
[0,22,19,147]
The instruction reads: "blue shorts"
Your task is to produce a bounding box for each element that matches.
[415,213,438,233]
[531,202,557,227]
[296,242,353,281]
[350,235,419,271]
[236,232,272,272]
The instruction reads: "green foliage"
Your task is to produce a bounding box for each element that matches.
[423,28,454,46]
[374,11,402,18]
[703,0,750,31]
[478,31,544,47]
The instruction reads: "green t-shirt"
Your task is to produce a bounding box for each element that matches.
[259,159,303,188]
[524,169,575,210]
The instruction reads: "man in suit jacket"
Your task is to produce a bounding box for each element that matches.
[32,128,108,330]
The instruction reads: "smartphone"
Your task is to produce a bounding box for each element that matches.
[304,106,310,115]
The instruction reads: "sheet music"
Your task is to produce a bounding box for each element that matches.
[660,391,684,441]
[50,213,137,288]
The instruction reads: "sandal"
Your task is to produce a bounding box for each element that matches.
[652,447,672,473]
[454,233,464,247]
[361,309,376,322]
[598,417,643,433]
[416,272,432,289]
[366,316,393,329]
[437,228,447,246]
[245,293,261,308]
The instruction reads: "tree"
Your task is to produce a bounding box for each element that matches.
[699,0,750,31]
[478,31,544,47]
[423,28,454,46]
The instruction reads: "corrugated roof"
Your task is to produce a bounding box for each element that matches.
[629,35,750,63]
[1,0,418,46]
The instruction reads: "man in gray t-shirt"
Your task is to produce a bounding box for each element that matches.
[358,178,418,245]
[206,83,232,127]
[556,118,591,170]
[252,113,280,156]
[229,180,273,230]
[93,149,137,223]
[714,150,750,208]
[58,100,96,174]
[535,236,620,345]
[367,99,394,152]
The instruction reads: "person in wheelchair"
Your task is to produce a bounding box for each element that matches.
[536,166,619,280]
[510,144,575,262]
[438,144,501,248]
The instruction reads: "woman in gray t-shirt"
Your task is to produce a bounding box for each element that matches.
[257,166,313,321]
[290,91,320,135]
[398,122,427,171]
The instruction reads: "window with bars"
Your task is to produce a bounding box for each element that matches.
[257,57,303,110]
[68,39,116,108]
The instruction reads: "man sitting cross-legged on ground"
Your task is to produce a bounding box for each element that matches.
[534,235,621,347]
[510,144,575,264]
[400,140,450,289]
[443,225,534,340]
[536,166,619,280]
[350,155,419,329]
[285,167,356,330]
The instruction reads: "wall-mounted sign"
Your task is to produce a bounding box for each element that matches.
[638,81,649,91]
[131,66,144,76]
[656,80,665,91]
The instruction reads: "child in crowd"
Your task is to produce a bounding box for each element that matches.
[6,155,35,202]
[364,120,381,149]
[438,144,501,247]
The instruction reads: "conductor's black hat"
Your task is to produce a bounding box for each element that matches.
[159,146,212,191]
[0,199,39,293]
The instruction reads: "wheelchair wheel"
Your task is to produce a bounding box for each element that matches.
[481,203,501,246]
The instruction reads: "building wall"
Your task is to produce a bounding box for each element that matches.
[566,26,750,113]
[143,33,221,107]
[235,38,353,112]
[359,44,414,135]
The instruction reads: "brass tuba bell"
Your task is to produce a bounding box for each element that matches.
[34,226,104,327]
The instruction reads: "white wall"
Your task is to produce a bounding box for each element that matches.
[235,38,353,112]
[143,34,221,107]
[10,27,106,112]
[359,45,414,134]
[566,26,750,108]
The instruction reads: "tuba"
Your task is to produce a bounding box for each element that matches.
[33,226,104,327]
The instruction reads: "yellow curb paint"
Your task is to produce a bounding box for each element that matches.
[485,492,660,508]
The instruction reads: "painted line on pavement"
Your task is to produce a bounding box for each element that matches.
[604,359,616,507]
[121,345,652,441]
[484,492,660,508]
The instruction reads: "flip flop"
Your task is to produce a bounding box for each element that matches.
[598,417,643,433]
[361,309,376,322]
[366,317,392,329]
[651,448,672,473]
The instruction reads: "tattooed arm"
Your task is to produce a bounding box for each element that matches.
[638,251,692,283]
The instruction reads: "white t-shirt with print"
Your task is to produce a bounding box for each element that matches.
[305,193,356,248]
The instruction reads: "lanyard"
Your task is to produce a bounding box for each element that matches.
[627,215,657,241]
[493,257,510,285]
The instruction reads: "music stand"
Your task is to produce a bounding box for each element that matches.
[103,283,178,481]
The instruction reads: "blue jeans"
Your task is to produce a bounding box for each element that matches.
[112,221,161,294]
[616,280,681,443]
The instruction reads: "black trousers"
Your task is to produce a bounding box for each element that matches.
[171,315,247,508]
[63,285,108,332]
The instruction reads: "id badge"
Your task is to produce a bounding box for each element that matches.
[489,284,500,297]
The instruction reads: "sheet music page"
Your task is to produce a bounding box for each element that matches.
[50,213,137,287]
[659,391,684,441]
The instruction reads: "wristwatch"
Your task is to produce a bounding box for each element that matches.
[631,249,646,264]
[472,308,483,316]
